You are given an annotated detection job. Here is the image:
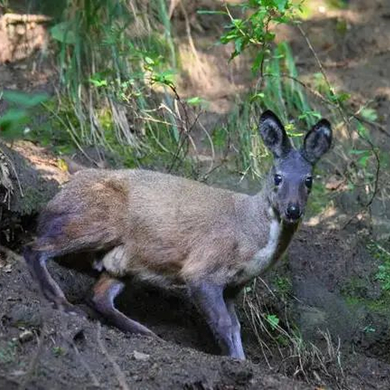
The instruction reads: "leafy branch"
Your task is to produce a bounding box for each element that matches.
[199,0,302,74]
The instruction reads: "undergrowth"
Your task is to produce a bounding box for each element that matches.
[242,279,345,387]
[38,0,202,173]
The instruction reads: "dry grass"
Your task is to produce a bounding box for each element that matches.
[243,279,346,388]
[0,147,16,209]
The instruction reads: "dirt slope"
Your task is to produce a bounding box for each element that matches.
[0,254,309,390]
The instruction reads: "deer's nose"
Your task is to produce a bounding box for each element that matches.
[286,204,301,221]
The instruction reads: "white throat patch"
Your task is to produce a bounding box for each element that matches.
[236,208,282,284]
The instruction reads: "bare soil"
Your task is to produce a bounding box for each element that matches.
[1,0,390,389]
[0,251,310,390]
[1,226,390,389]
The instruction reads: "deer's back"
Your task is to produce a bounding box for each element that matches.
[37,169,264,284]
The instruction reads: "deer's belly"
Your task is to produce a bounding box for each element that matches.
[99,243,184,286]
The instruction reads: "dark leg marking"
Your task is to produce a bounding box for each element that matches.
[188,282,245,360]
[90,273,156,337]
[23,246,76,313]
[226,299,245,359]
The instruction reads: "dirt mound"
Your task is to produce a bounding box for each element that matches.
[243,225,390,389]
[0,254,310,390]
[1,225,390,389]
[0,141,69,250]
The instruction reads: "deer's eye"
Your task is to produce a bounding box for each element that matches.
[274,174,282,186]
[305,176,313,189]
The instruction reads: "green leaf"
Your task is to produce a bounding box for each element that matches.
[144,56,155,65]
[89,77,108,88]
[50,22,76,44]
[358,154,370,168]
[298,111,322,120]
[197,10,227,15]
[252,51,264,73]
[266,314,280,330]
[264,31,276,42]
[2,90,49,107]
[274,0,288,12]
[349,149,368,155]
[361,108,378,121]
[234,37,244,55]
[186,96,205,106]
[363,325,376,333]
[250,92,265,102]
[151,70,175,86]
[335,92,351,104]
[356,122,369,138]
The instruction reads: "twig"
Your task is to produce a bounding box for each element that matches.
[341,146,381,230]
[263,73,390,138]
[167,85,202,174]
[96,323,129,390]
[351,115,390,138]
[341,111,381,230]
[296,24,351,137]
[259,15,272,88]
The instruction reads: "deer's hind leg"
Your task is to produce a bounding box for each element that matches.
[24,211,119,314]
[24,245,75,313]
[90,272,156,337]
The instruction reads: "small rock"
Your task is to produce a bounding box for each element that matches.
[133,350,150,361]
[19,330,34,343]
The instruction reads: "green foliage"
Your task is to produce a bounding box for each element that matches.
[363,325,376,333]
[266,314,280,330]
[369,242,390,292]
[44,0,188,169]
[0,91,48,140]
[313,72,351,107]
[200,0,302,72]
[273,276,292,298]
[342,242,390,316]
[219,42,322,179]
[53,346,67,357]
[256,42,316,127]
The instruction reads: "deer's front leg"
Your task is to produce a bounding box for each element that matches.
[226,299,245,360]
[188,282,245,360]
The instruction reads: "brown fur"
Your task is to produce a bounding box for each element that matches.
[32,168,275,287]
[93,273,116,298]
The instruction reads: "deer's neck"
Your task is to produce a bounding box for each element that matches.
[234,180,299,277]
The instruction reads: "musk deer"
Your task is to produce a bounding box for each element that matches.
[24,110,332,360]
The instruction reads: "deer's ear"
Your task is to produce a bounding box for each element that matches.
[259,110,292,158]
[302,119,332,164]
